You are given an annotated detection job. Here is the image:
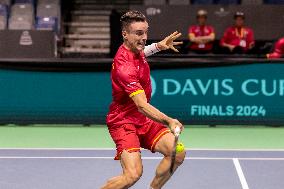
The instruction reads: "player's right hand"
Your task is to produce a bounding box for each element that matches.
[157,31,183,52]
[168,119,183,134]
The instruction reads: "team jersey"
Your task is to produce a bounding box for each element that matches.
[106,45,152,127]
[188,25,215,51]
[220,26,255,51]
[267,37,284,59]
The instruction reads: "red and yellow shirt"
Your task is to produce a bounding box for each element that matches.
[106,45,152,127]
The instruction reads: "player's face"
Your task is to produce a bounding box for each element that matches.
[235,17,244,27]
[124,21,149,53]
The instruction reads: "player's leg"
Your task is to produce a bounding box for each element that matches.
[150,133,186,189]
[101,150,143,189]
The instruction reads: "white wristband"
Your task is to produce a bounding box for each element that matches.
[144,43,160,57]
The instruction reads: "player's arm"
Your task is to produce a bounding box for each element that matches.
[189,33,205,44]
[144,31,183,57]
[222,42,235,50]
[220,29,235,51]
[131,91,183,131]
[247,29,255,49]
[188,26,201,44]
[220,39,235,51]
[199,33,215,42]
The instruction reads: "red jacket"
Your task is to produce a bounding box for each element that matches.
[189,25,215,51]
[220,26,255,51]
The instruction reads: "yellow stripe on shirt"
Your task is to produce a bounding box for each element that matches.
[129,90,144,97]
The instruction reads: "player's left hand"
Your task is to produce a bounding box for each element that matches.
[157,31,183,52]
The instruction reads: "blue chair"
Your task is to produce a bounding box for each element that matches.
[215,0,240,4]
[192,0,214,4]
[0,4,7,29]
[36,16,58,32]
[0,4,8,16]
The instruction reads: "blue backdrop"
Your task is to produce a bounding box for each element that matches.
[0,63,283,125]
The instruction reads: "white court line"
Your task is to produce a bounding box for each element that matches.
[0,148,284,151]
[0,156,284,161]
[233,158,250,189]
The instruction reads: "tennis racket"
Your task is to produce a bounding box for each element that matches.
[169,126,181,174]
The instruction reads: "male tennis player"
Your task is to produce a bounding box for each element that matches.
[101,11,186,189]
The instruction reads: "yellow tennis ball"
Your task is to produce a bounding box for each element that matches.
[176,142,185,153]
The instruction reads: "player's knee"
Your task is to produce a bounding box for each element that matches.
[124,167,143,186]
[175,151,186,165]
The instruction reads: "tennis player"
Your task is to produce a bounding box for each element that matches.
[101,11,186,189]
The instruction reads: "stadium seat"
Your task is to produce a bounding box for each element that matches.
[0,0,11,6]
[37,3,60,17]
[11,3,34,17]
[191,0,214,4]
[215,0,240,4]
[168,0,190,5]
[0,4,8,16]
[8,15,34,30]
[144,0,166,5]
[36,16,57,31]
[264,0,284,4]
[242,0,262,4]
[0,4,7,29]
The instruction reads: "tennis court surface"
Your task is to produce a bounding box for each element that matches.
[0,148,283,189]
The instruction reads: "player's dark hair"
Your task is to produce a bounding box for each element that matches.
[120,10,146,31]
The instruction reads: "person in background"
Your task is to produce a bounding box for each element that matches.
[267,37,284,59]
[220,12,255,54]
[188,10,215,53]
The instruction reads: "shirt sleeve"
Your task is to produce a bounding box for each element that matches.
[274,38,284,54]
[267,52,281,59]
[144,43,160,57]
[189,26,195,35]
[209,26,215,34]
[115,56,144,97]
[246,29,255,46]
[220,28,230,46]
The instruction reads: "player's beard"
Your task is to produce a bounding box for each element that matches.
[136,41,146,52]
[124,39,146,54]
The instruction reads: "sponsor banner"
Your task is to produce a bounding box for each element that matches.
[0,63,283,125]
[150,63,284,125]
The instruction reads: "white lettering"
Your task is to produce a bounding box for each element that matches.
[181,79,197,95]
[163,79,181,95]
[242,79,259,96]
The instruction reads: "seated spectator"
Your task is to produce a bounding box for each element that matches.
[188,10,215,53]
[267,37,284,59]
[220,12,255,54]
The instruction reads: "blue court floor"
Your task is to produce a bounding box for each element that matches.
[0,149,283,189]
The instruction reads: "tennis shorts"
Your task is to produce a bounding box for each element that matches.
[108,120,171,160]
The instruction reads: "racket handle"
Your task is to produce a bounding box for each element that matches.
[174,127,181,136]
